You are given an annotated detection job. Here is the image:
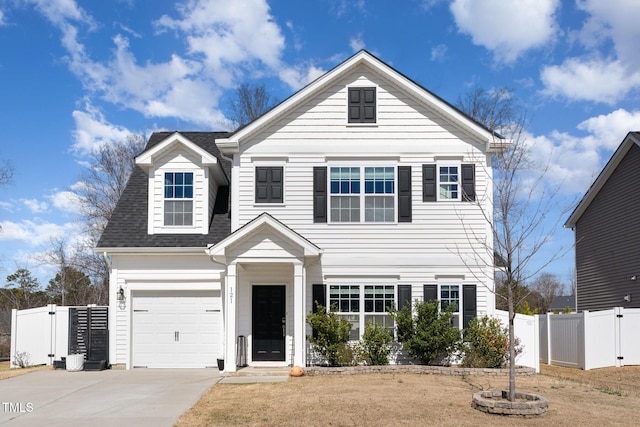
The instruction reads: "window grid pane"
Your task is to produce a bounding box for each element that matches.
[365,167,394,194]
[440,285,460,312]
[439,166,458,200]
[164,172,194,200]
[164,172,194,226]
[164,201,193,226]
[365,195,394,222]
[329,285,360,313]
[329,284,396,340]
[330,196,360,222]
[330,167,360,194]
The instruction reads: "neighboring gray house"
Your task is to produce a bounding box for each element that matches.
[548,296,576,313]
[565,131,640,311]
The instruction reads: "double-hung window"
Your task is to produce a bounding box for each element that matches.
[329,284,395,340]
[330,166,395,223]
[164,172,193,226]
[440,285,460,328]
[438,165,459,201]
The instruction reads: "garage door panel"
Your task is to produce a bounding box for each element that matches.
[132,291,222,368]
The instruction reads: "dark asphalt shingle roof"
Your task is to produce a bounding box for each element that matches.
[96,131,232,248]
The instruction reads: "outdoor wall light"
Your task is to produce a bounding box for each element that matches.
[624,294,632,303]
[631,275,637,281]
[118,286,125,302]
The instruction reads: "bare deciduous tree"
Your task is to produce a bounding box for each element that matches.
[531,272,565,313]
[74,135,146,301]
[457,87,568,401]
[228,83,277,129]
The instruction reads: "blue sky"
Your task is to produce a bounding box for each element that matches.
[0,0,639,289]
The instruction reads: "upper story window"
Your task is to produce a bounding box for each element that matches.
[164,172,193,226]
[255,166,284,204]
[330,166,395,223]
[422,163,475,202]
[348,87,376,124]
[438,166,459,201]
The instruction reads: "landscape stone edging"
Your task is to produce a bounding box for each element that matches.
[303,365,536,377]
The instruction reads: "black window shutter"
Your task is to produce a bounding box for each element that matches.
[397,285,411,311]
[462,284,477,329]
[422,164,436,202]
[423,284,438,303]
[348,87,376,123]
[255,167,283,203]
[461,164,475,202]
[398,166,412,222]
[255,167,269,203]
[312,284,327,339]
[313,167,327,223]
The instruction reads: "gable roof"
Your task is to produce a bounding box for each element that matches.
[96,131,232,249]
[207,212,321,264]
[217,50,505,154]
[565,131,640,228]
[136,131,228,185]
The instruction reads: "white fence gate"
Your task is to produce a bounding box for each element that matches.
[9,305,104,368]
[494,310,539,372]
[538,307,640,370]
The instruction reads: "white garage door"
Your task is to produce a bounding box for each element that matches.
[132,291,222,368]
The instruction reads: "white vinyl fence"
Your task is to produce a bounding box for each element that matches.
[9,305,103,368]
[538,307,640,370]
[494,310,539,372]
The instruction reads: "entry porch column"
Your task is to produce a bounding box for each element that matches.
[293,261,306,367]
[224,262,238,373]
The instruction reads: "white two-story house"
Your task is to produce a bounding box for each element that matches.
[97,51,506,371]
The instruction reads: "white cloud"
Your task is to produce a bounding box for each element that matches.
[72,102,133,154]
[25,0,95,28]
[431,44,447,62]
[22,199,49,214]
[0,200,14,212]
[575,0,640,70]
[0,10,5,26]
[527,108,640,195]
[156,0,285,71]
[0,219,77,246]
[541,1,640,103]
[279,64,325,91]
[47,190,83,215]
[28,0,297,127]
[541,58,640,104]
[349,35,365,53]
[576,108,640,150]
[450,0,560,63]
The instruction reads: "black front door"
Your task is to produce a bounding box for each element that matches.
[252,285,286,361]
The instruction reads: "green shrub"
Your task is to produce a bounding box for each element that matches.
[461,316,521,368]
[306,303,352,366]
[361,321,393,365]
[390,300,461,365]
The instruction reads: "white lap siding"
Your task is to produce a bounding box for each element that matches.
[109,253,224,368]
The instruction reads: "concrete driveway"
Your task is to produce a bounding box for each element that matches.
[0,368,221,426]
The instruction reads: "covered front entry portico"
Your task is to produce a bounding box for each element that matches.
[207,213,322,373]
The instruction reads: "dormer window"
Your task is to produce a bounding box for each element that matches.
[348,87,376,123]
[164,172,193,226]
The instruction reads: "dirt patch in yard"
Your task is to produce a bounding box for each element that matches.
[177,365,640,426]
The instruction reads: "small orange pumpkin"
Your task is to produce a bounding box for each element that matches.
[290,366,304,377]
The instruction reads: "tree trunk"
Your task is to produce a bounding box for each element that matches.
[507,281,516,402]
